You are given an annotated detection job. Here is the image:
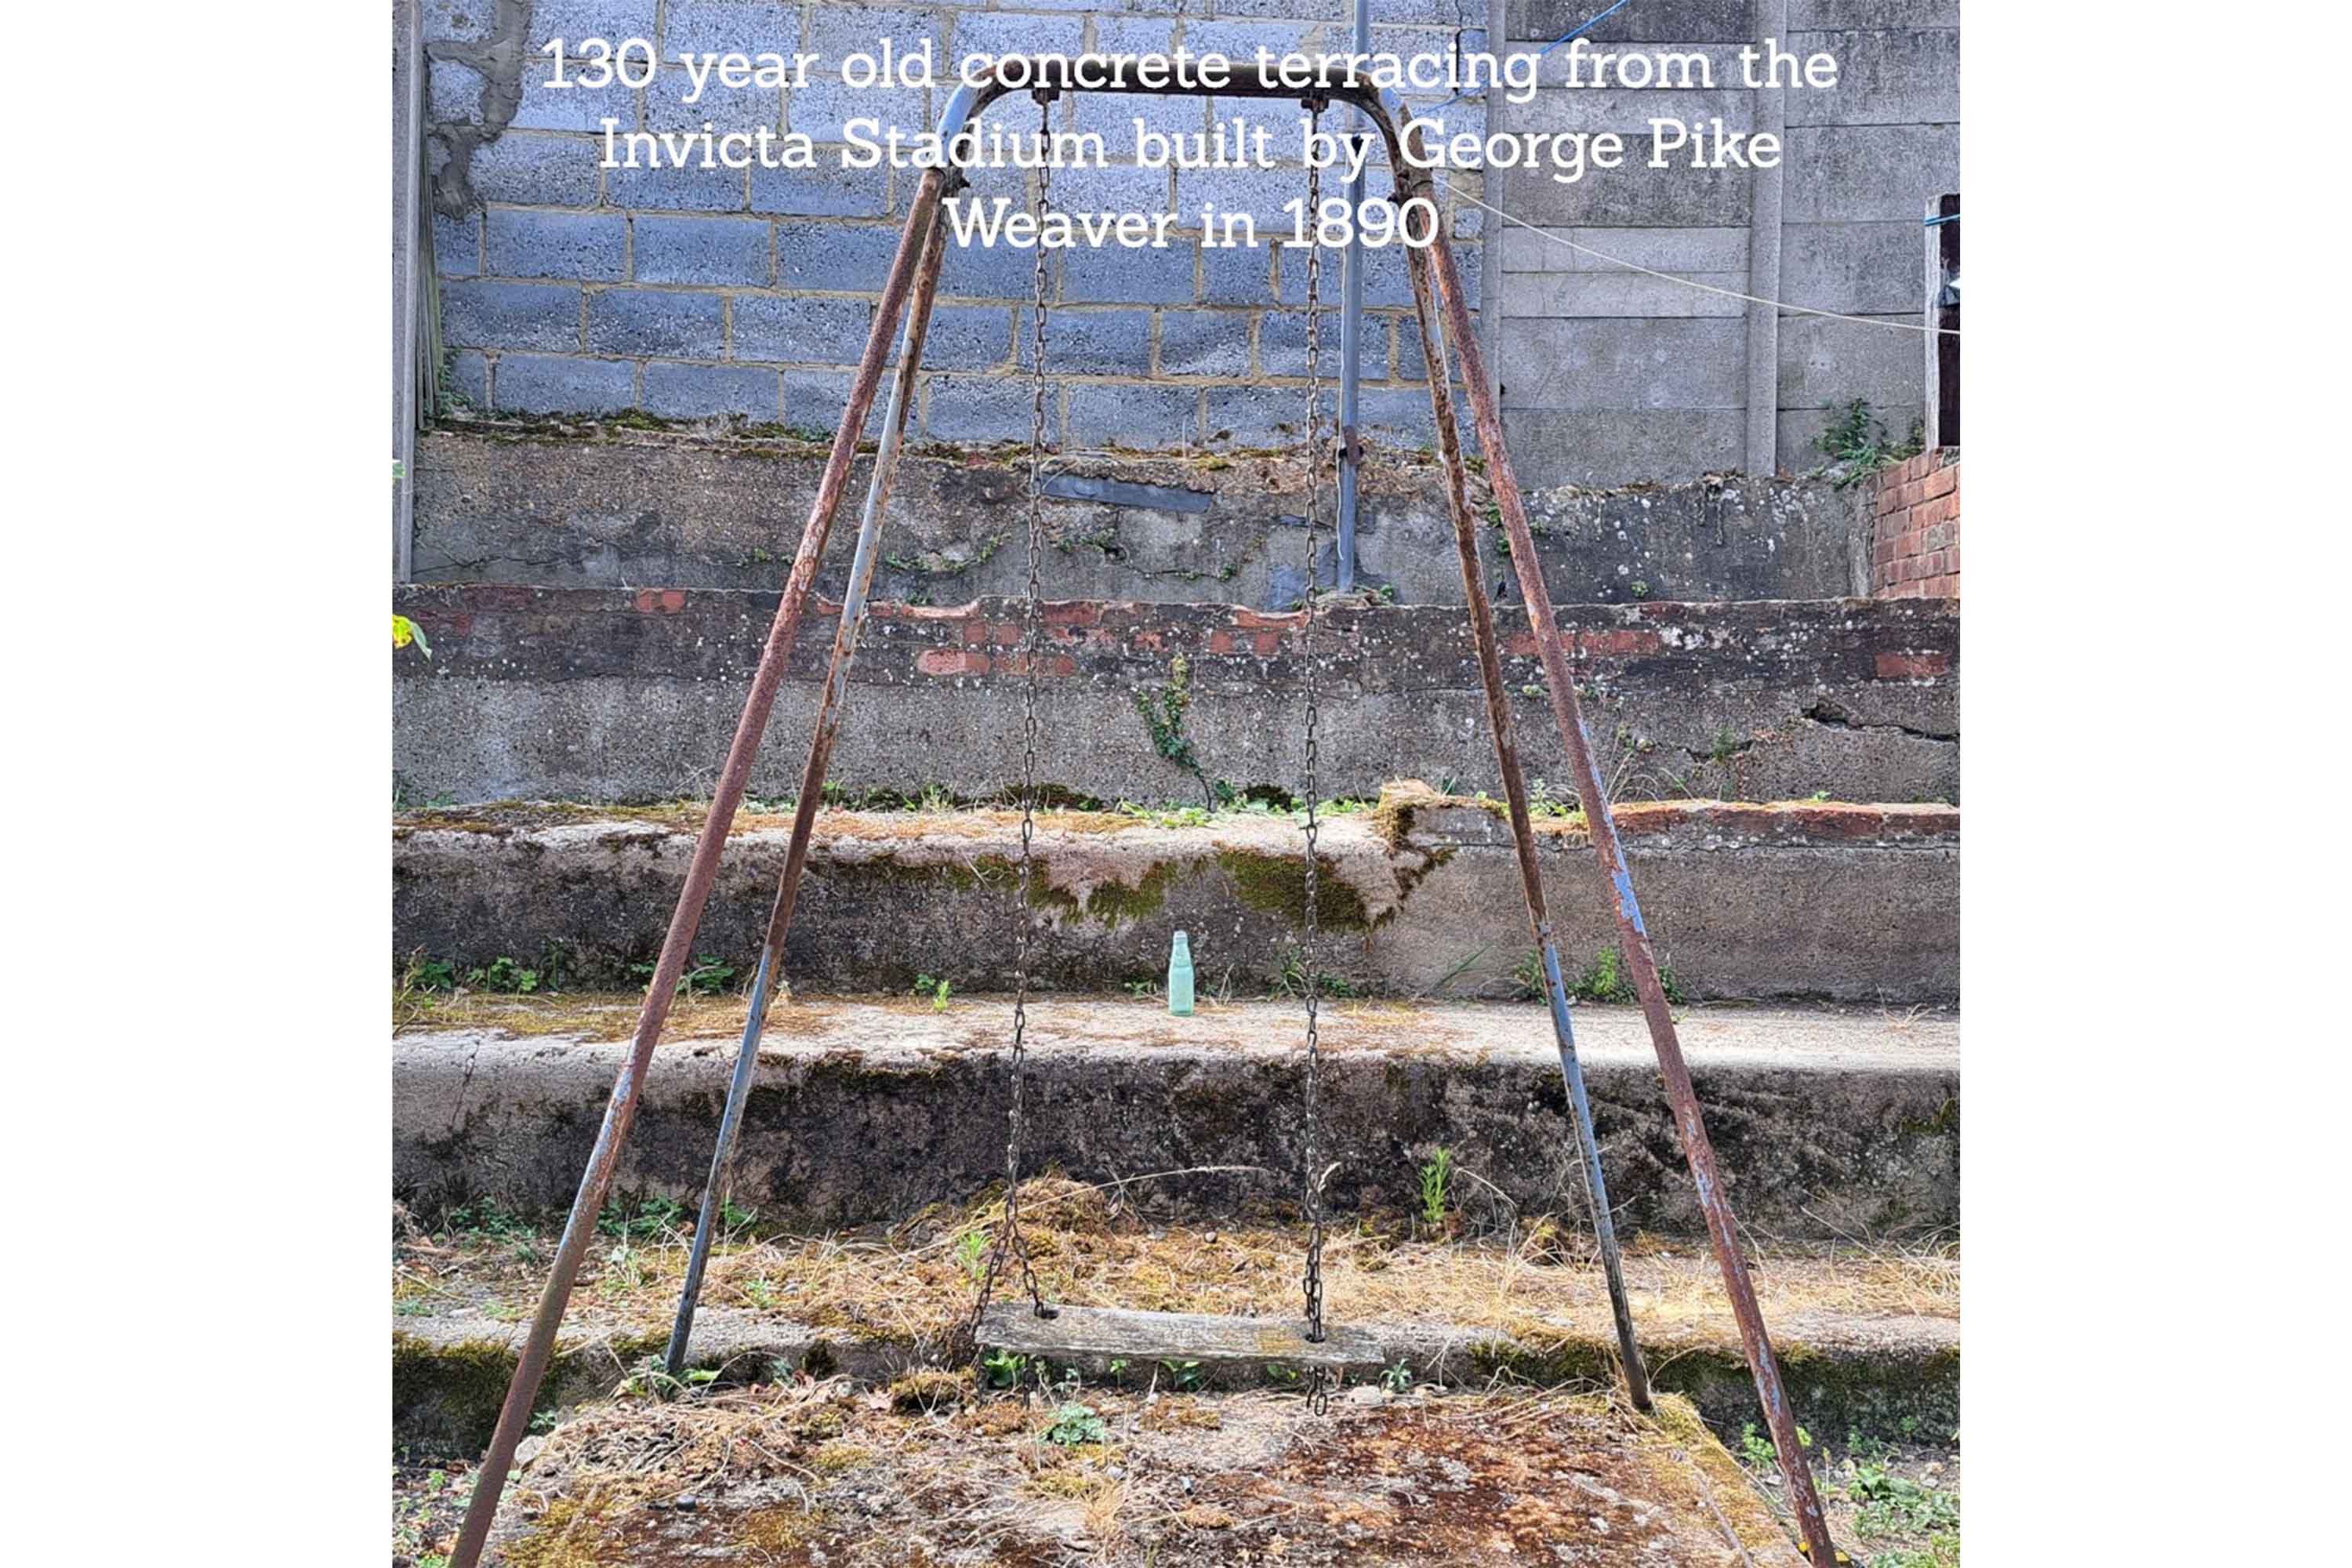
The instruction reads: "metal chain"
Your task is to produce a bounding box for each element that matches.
[959,91,1061,1363]
[1297,102,1330,1417]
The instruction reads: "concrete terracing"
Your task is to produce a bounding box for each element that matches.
[393,793,1957,1002]
[391,996,1957,1239]
[412,424,1870,608]
[391,586,1957,806]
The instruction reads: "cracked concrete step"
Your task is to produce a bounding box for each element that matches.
[390,580,1958,807]
[392,996,1958,1238]
[393,789,1959,1003]
[390,1202,1958,1457]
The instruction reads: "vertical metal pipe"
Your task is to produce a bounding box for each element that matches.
[1421,231,1840,1566]
[394,0,422,583]
[663,204,951,1376]
[1332,0,1370,593]
[445,167,953,1568]
[1401,239,1650,1412]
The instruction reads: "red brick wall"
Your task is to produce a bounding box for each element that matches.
[1871,449,1960,598]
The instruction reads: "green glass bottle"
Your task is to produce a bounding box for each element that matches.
[1167,930,1195,1016]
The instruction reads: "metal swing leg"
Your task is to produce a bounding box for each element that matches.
[1419,229,1842,1565]
[445,169,955,1568]
[662,191,955,1378]
[1400,238,1652,1414]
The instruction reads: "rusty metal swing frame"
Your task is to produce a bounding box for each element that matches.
[448,58,1842,1568]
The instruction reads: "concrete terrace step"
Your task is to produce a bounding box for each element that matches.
[413,425,1871,608]
[393,791,1959,1003]
[390,585,1958,807]
[390,1203,1958,1455]
[392,996,1958,1240]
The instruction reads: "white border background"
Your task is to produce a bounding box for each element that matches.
[2,2,2340,1559]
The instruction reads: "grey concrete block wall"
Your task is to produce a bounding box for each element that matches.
[421,2,1492,448]
[1494,1,1956,485]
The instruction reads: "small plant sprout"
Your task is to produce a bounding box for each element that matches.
[1157,1358,1204,1392]
[953,1230,988,1283]
[1044,1403,1108,1446]
[912,974,952,1011]
[1418,1147,1455,1231]
[1381,1360,1414,1394]
[982,1350,1028,1389]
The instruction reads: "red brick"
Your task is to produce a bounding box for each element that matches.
[1042,601,1101,627]
[1921,466,1957,500]
[916,648,989,677]
[1875,649,1950,679]
[633,588,688,614]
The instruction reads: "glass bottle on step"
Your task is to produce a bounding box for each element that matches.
[1167,931,1195,1016]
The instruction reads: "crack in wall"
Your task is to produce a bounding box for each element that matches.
[1802,699,1958,745]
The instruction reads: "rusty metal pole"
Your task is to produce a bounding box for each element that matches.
[662,201,953,1377]
[1400,236,1650,1413]
[1422,234,1839,1563]
[445,167,953,1568]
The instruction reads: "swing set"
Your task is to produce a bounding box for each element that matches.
[447,58,1845,1567]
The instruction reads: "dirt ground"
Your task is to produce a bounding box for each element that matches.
[394,1386,1960,1567]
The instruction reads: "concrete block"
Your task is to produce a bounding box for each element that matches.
[1206,383,1334,445]
[1530,42,1746,89]
[510,74,639,133]
[749,159,891,216]
[1501,407,1745,487]
[1791,2,1961,33]
[432,211,480,278]
[924,373,1057,441]
[1501,318,1745,410]
[441,280,583,351]
[524,0,659,51]
[731,292,877,368]
[785,81,927,143]
[783,369,884,435]
[445,349,488,406]
[1177,165,1308,235]
[468,132,601,206]
[1208,95,1314,163]
[1782,220,1922,315]
[1065,382,1201,447]
[1777,313,1924,412]
[1502,133,1751,227]
[426,58,485,123]
[1072,83,1203,145]
[586,286,728,357]
[1515,84,1752,135]
[1202,242,1276,304]
[777,220,906,290]
[950,12,1086,60]
[632,213,771,285]
[1029,309,1152,375]
[1258,309,1362,377]
[421,0,495,45]
[1063,240,1197,304]
[646,68,781,133]
[641,360,780,419]
[1788,28,1961,128]
[1508,0,1750,42]
[939,223,1043,300]
[1503,269,1748,318]
[604,156,748,212]
[804,5,946,63]
[1784,124,1958,223]
[1178,19,1320,62]
[491,353,637,414]
[1500,224,1748,274]
[1777,406,1838,473]
[1276,240,1416,307]
[485,209,627,280]
[1051,162,1175,217]
[917,305,1016,371]
[662,0,804,59]
[1159,310,1253,377]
